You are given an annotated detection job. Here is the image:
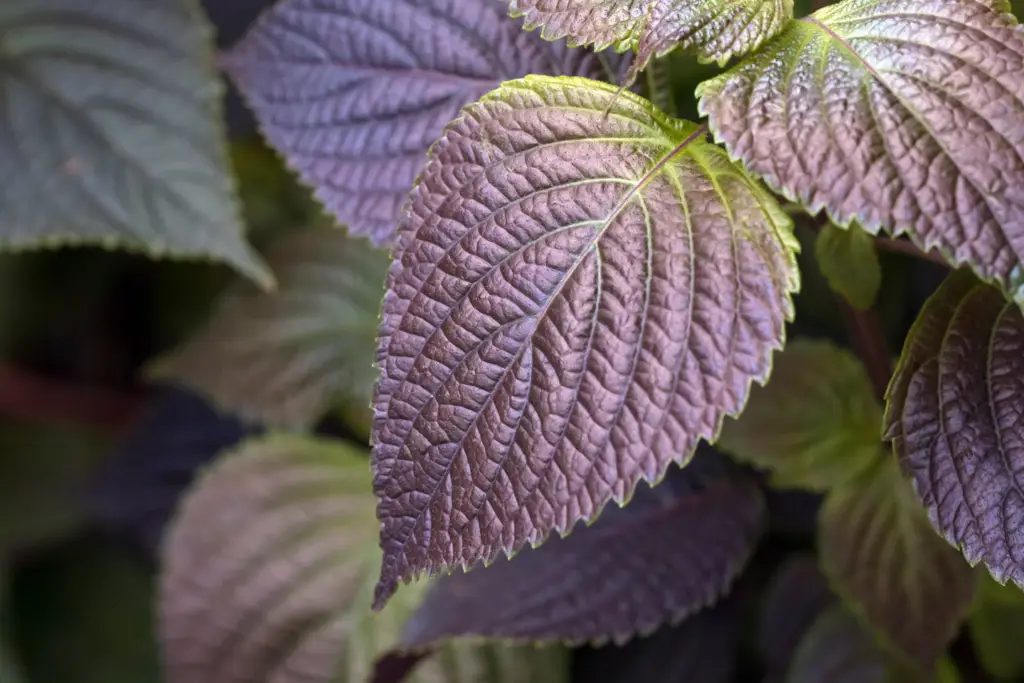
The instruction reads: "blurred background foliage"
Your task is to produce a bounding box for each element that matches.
[2,1,1024,682]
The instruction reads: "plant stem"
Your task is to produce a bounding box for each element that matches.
[0,363,143,434]
[839,299,892,400]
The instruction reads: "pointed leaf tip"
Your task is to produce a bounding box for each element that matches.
[371,75,798,597]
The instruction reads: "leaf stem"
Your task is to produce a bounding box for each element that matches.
[838,299,891,401]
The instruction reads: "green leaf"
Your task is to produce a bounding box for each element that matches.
[0,0,271,287]
[508,0,793,77]
[970,577,1024,680]
[814,223,881,310]
[786,606,887,683]
[159,433,567,683]
[0,562,25,683]
[717,339,881,492]
[372,74,799,607]
[152,226,386,430]
[819,458,976,670]
[698,0,1024,307]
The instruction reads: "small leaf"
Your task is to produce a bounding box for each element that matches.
[0,0,271,286]
[223,0,622,246]
[698,0,1024,306]
[400,454,764,646]
[970,576,1024,680]
[819,458,976,669]
[759,555,835,676]
[717,339,881,492]
[153,226,387,429]
[573,597,744,683]
[786,606,888,683]
[507,0,793,76]
[814,223,881,310]
[159,433,567,683]
[372,75,798,607]
[889,279,1024,589]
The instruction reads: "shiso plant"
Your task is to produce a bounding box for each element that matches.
[4,0,1024,681]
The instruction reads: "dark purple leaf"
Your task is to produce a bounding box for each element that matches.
[223,0,625,246]
[758,555,835,676]
[370,76,798,608]
[787,607,888,683]
[400,454,764,646]
[890,276,1024,589]
[573,596,744,683]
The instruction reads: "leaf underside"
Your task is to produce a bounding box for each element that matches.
[886,272,1024,590]
[698,0,1024,306]
[820,458,976,670]
[371,75,798,608]
[717,339,882,492]
[223,0,625,247]
[506,0,792,78]
[0,0,269,286]
[158,434,564,683]
[400,454,764,646]
[153,226,388,429]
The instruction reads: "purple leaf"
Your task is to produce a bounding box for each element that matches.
[786,607,888,683]
[399,454,764,646]
[889,274,1024,590]
[222,0,625,246]
[758,555,835,676]
[370,75,799,608]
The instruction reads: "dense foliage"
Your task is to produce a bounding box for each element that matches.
[4,0,1024,682]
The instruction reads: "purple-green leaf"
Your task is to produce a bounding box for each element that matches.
[888,277,1024,590]
[222,0,623,246]
[697,0,1024,307]
[506,0,792,79]
[820,458,976,670]
[400,455,764,646]
[371,75,798,608]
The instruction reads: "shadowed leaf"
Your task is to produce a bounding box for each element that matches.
[223,0,623,246]
[507,0,792,78]
[814,223,881,310]
[371,75,798,607]
[759,555,835,676]
[698,0,1024,306]
[890,279,1024,590]
[0,563,25,683]
[152,227,387,429]
[717,339,880,492]
[573,596,744,683]
[400,454,764,646]
[0,0,270,286]
[786,606,887,683]
[159,433,567,683]
[820,458,975,670]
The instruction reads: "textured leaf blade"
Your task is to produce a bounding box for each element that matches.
[159,433,566,683]
[507,0,792,75]
[717,339,881,492]
[0,0,270,286]
[224,0,622,246]
[819,459,976,669]
[152,226,387,429]
[698,0,1024,305]
[400,455,764,646]
[814,223,881,310]
[892,280,1024,589]
[786,606,888,683]
[371,75,798,607]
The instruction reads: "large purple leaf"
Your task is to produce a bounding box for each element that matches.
[370,75,798,608]
[399,454,764,646]
[888,275,1024,590]
[697,0,1024,307]
[222,0,624,246]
